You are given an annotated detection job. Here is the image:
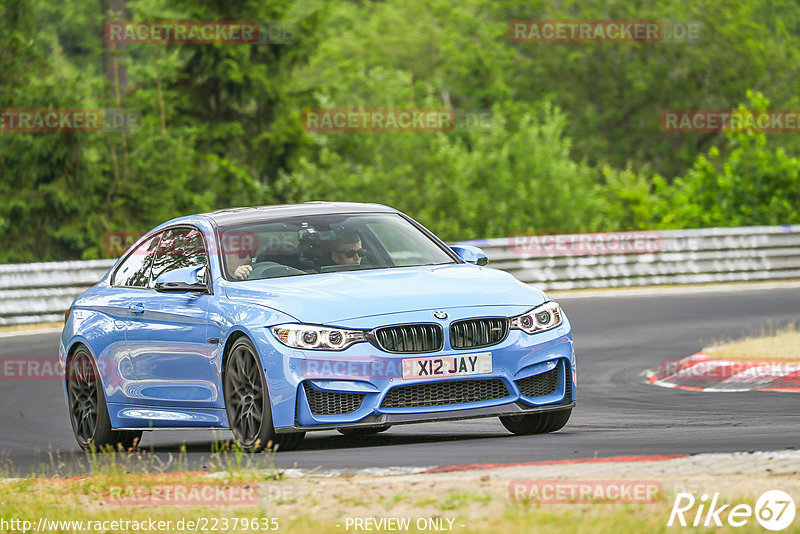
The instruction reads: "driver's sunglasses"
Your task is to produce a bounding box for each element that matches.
[335,248,366,258]
[237,252,254,259]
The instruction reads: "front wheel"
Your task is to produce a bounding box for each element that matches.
[66,347,142,451]
[500,408,572,435]
[223,337,304,452]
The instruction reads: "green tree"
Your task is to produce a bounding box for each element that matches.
[278,98,605,240]
[656,92,800,228]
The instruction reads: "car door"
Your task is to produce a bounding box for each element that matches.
[101,233,163,406]
[124,226,220,409]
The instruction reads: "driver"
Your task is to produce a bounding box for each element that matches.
[330,230,366,266]
[226,250,254,280]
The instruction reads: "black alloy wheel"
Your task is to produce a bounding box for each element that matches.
[224,337,304,452]
[67,346,142,451]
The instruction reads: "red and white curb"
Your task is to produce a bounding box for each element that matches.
[645,351,800,392]
[283,451,800,480]
[281,455,689,478]
[281,466,433,478]
[4,451,799,483]
[421,454,686,474]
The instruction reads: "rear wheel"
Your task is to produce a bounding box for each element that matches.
[67,347,142,451]
[224,337,304,452]
[500,408,571,435]
[337,425,391,436]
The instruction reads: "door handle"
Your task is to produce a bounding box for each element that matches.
[129,302,145,315]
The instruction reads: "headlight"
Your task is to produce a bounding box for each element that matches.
[509,302,563,334]
[271,324,366,350]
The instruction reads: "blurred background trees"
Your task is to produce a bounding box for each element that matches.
[1,0,799,261]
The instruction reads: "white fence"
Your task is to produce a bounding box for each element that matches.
[0,260,115,325]
[1,225,798,325]
[456,225,800,291]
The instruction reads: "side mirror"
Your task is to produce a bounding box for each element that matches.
[155,266,208,293]
[450,245,489,266]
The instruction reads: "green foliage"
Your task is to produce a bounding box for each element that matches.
[306,0,800,177]
[656,92,800,228]
[277,102,605,240]
[0,0,314,262]
[596,165,659,231]
[0,0,104,261]
[1,0,800,263]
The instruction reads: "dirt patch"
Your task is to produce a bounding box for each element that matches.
[705,325,800,361]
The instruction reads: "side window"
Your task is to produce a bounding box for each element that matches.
[112,234,162,288]
[150,227,209,285]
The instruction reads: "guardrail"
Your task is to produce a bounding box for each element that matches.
[455,224,800,290]
[0,260,115,326]
[1,225,798,326]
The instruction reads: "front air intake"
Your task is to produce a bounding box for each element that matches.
[303,383,365,415]
[514,367,559,398]
[380,378,510,409]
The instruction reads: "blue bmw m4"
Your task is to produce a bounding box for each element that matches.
[60,202,576,452]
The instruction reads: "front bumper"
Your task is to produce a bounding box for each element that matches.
[254,306,577,433]
[277,400,575,433]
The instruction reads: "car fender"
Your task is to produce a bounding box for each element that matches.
[211,299,301,428]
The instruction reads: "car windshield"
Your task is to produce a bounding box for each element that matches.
[218,213,457,281]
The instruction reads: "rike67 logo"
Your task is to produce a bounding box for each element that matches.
[668,490,796,531]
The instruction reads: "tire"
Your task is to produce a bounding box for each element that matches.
[337,425,391,436]
[66,346,142,451]
[223,337,304,452]
[500,408,572,435]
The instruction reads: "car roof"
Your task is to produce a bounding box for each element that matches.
[199,202,398,226]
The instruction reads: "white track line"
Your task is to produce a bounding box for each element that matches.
[0,327,63,339]
[551,280,800,299]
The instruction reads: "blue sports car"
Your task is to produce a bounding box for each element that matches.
[60,202,576,452]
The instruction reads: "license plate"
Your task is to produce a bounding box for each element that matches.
[402,352,492,380]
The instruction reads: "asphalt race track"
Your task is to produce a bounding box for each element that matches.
[2,286,798,476]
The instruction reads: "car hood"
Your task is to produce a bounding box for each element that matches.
[223,264,547,324]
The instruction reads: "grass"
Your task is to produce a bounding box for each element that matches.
[437,491,493,510]
[0,434,285,480]
[0,476,779,534]
[0,442,790,534]
[414,495,438,507]
[706,323,800,361]
[336,496,369,507]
